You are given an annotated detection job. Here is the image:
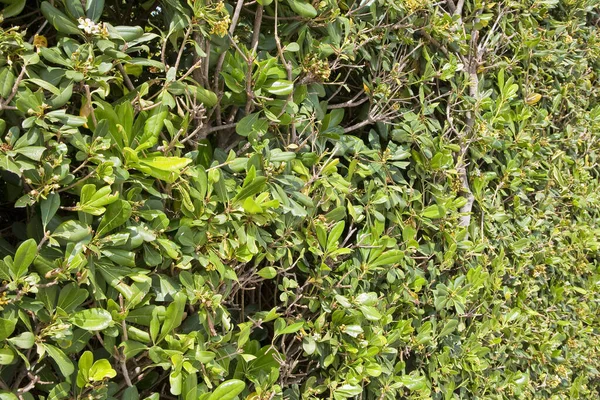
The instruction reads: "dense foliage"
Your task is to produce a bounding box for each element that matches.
[0,0,599,399]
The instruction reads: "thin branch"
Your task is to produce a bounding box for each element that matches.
[244,5,263,115]
[116,63,135,91]
[84,84,97,127]
[204,122,237,134]
[1,64,27,108]
[213,0,245,92]
[57,168,95,193]
[174,25,193,73]
[455,0,465,16]
[328,90,369,109]
[274,0,296,143]
[446,0,456,14]
[343,116,375,134]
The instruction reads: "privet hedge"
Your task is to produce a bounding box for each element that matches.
[0,0,599,399]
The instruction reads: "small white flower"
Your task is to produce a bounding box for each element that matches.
[78,18,97,34]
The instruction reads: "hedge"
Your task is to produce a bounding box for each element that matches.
[0,0,599,399]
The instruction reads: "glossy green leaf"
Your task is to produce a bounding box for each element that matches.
[70,308,113,331]
[207,379,245,400]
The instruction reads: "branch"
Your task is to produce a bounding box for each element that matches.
[213,0,245,93]
[84,84,97,127]
[456,8,485,236]
[343,117,375,134]
[455,0,465,16]
[446,0,456,14]
[274,0,296,143]
[204,122,237,134]
[173,25,193,73]
[1,64,27,109]
[245,5,263,114]
[328,90,369,109]
[116,63,135,91]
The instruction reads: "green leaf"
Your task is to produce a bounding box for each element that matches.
[64,0,85,18]
[89,359,117,381]
[257,267,277,279]
[399,373,428,391]
[158,292,186,342]
[275,318,304,335]
[86,0,105,21]
[11,239,37,279]
[53,220,92,242]
[136,109,168,150]
[41,1,81,35]
[48,382,71,400]
[121,386,140,400]
[70,308,113,331]
[76,351,93,388]
[0,318,16,342]
[358,305,381,321]
[333,384,362,399]
[0,348,15,365]
[439,319,458,338]
[236,112,260,137]
[57,283,88,313]
[183,372,197,400]
[111,25,144,42]
[41,193,60,229]
[327,221,345,251]
[7,332,34,349]
[2,0,25,18]
[286,0,317,18]
[421,204,445,219]
[190,85,218,108]
[233,177,267,202]
[265,80,294,96]
[207,379,245,400]
[27,78,60,95]
[96,200,132,237]
[44,344,74,377]
[369,250,404,268]
[0,69,15,98]
[79,185,118,215]
[14,146,46,161]
[138,156,192,172]
[302,336,316,355]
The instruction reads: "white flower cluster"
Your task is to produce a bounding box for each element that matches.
[78,17,108,36]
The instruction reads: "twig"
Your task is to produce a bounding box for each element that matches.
[327,90,369,109]
[84,85,98,127]
[173,25,193,73]
[1,64,27,108]
[116,64,135,91]
[213,0,245,93]
[343,116,375,134]
[274,0,296,143]
[204,122,237,134]
[57,168,95,193]
[455,0,465,16]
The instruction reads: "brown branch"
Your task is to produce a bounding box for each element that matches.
[1,64,27,109]
[173,25,193,73]
[457,8,485,235]
[327,90,369,109]
[455,0,465,16]
[213,0,245,93]
[274,0,296,143]
[84,84,97,127]
[116,64,135,91]
[446,0,456,14]
[244,5,263,115]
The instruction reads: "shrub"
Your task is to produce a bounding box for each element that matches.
[0,0,599,399]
